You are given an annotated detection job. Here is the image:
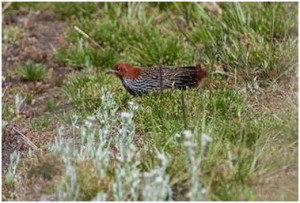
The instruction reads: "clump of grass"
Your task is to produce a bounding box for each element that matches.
[125,28,195,66]
[43,98,58,111]
[2,88,13,134]
[134,87,243,147]
[63,74,105,111]
[2,90,27,137]
[179,2,297,86]
[75,161,111,201]
[2,26,21,43]
[55,3,196,69]
[15,61,47,82]
[50,2,103,20]
[63,72,131,111]
[28,153,62,180]
[55,38,118,69]
[31,116,52,131]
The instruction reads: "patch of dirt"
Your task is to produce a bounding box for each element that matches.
[14,153,63,201]
[2,8,76,200]
[3,9,65,71]
[254,164,298,201]
[250,69,298,201]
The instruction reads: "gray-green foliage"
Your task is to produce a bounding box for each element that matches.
[51,87,199,201]
[5,150,21,192]
[142,153,172,201]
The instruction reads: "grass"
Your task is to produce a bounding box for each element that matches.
[31,116,52,131]
[43,98,58,112]
[2,26,21,43]
[2,2,298,201]
[2,88,14,125]
[15,61,47,82]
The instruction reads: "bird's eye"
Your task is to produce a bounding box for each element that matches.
[116,66,120,71]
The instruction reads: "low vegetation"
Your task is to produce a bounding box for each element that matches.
[2,2,298,201]
[15,61,47,82]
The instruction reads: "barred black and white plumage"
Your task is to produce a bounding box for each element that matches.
[106,63,207,96]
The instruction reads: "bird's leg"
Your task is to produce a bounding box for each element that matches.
[159,57,163,94]
[181,90,188,129]
[159,66,163,93]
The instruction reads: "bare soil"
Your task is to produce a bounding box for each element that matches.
[2,9,75,200]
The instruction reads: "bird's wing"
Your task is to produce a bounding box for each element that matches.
[164,67,198,89]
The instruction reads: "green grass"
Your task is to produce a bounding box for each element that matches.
[63,71,132,111]
[54,39,118,69]
[15,61,47,82]
[43,98,58,112]
[2,26,21,43]
[31,116,52,131]
[4,2,298,201]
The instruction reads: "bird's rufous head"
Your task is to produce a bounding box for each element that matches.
[106,63,141,79]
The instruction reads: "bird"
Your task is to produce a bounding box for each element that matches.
[106,62,207,96]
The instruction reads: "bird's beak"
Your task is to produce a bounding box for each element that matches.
[106,69,114,74]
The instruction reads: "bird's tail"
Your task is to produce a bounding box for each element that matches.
[196,64,207,83]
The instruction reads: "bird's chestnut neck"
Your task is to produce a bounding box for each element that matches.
[122,65,141,80]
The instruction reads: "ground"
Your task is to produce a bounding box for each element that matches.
[2,2,298,201]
